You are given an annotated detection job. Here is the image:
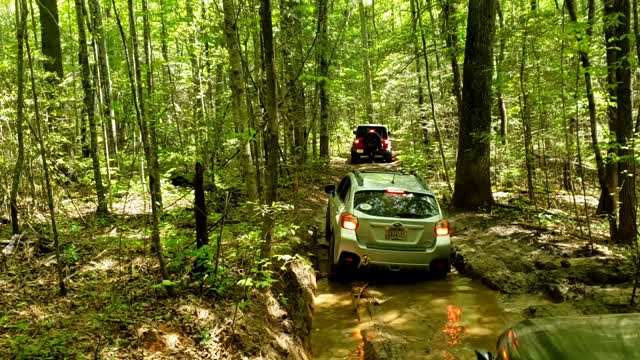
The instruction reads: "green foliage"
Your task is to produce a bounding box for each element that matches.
[8,330,80,360]
[61,243,80,266]
[277,294,289,306]
[206,265,236,296]
[251,201,294,218]
[237,258,278,289]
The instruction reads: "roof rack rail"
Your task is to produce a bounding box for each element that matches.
[398,168,431,191]
[358,169,399,174]
[352,170,364,186]
[413,173,431,191]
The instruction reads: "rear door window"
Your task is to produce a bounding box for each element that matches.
[356,126,387,138]
[353,190,439,218]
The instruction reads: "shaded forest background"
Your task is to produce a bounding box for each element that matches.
[2,0,640,348]
[3,0,640,357]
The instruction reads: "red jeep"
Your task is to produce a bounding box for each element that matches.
[350,124,393,164]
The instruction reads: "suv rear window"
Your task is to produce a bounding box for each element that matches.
[356,126,388,138]
[353,190,439,219]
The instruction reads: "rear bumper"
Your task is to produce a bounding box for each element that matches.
[351,148,392,160]
[334,229,451,269]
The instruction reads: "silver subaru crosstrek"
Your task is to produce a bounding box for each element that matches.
[324,170,451,277]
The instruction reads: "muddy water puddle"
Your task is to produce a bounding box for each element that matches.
[311,272,549,359]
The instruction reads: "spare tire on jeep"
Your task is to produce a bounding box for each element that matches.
[363,131,382,152]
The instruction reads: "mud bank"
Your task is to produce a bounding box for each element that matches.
[235,259,316,359]
[450,208,640,317]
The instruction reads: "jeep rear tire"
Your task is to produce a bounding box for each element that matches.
[350,153,360,164]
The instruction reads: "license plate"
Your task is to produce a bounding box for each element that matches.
[356,149,364,153]
[385,228,407,241]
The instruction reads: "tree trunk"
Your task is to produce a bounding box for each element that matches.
[496,0,508,145]
[452,0,497,209]
[223,0,259,201]
[76,0,108,217]
[26,25,66,296]
[442,0,463,122]
[88,0,117,159]
[142,0,153,96]
[260,0,280,261]
[606,0,636,243]
[37,0,63,82]
[283,0,307,167]
[185,1,206,162]
[127,0,162,210]
[519,12,535,204]
[600,0,620,233]
[279,6,293,165]
[10,0,27,235]
[123,0,172,287]
[410,0,427,147]
[359,0,374,121]
[27,0,38,48]
[317,0,330,158]
[566,0,615,239]
[416,0,453,192]
[634,0,640,132]
[573,70,594,252]
[194,162,208,249]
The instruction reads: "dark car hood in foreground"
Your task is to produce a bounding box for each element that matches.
[496,313,640,360]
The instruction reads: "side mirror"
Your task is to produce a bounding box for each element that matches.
[474,350,494,360]
[324,184,336,194]
[353,130,357,135]
[388,131,392,136]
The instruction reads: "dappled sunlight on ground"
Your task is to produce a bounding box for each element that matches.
[81,257,117,273]
[315,293,353,308]
[17,305,49,322]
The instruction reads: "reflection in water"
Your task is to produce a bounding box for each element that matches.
[442,305,464,345]
[353,328,365,360]
[312,273,549,359]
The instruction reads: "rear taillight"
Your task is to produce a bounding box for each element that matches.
[434,219,450,236]
[353,138,364,148]
[354,139,360,144]
[382,139,390,149]
[340,213,359,230]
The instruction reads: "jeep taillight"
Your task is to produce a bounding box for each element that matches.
[434,219,450,236]
[341,213,359,231]
[382,139,390,149]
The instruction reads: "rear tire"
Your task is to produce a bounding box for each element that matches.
[325,205,331,238]
[328,234,340,279]
[430,259,450,280]
[351,154,359,164]
[430,268,449,280]
[326,208,340,279]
